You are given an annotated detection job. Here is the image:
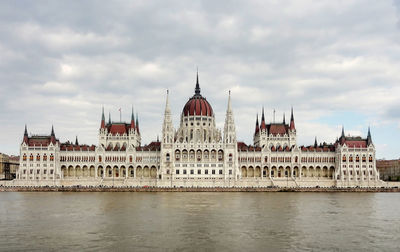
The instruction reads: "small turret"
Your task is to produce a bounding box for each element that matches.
[283,113,286,124]
[108,112,111,125]
[314,136,318,148]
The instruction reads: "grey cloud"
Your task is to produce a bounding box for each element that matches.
[0,0,399,158]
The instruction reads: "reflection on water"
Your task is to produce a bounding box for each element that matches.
[0,192,399,251]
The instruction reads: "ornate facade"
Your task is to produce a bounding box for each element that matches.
[16,74,381,187]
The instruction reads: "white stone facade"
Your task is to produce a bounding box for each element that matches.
[16,78,381,188]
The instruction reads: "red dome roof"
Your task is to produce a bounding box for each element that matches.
[182,71,213,117]
[183,95,213,117]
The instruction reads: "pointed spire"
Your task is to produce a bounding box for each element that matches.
[367,126,372,145]
[165,89,171,114]
[195,69,201,95]
[227,90,232,113]
[340,125,346,145]
[101,106,106,129]
[130,105,135,130]
[283,113,286,124]
[314,136,318,147]
[108,112,111,125]
[255,114,260,134]
[136,112,140,134]
[290,106,295,130]
[75,136,79,146]
[260,107,266,130]
[23,124,29,144]
[50,125,56,144]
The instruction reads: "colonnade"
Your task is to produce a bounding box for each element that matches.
[240,165,335,179]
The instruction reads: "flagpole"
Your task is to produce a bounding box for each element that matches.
[119,108,121,122]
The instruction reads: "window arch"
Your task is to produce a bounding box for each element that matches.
[175,150,181,161]
[342,155,346,162]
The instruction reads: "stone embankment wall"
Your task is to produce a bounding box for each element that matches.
[1,179,398,192]
[1,186,400,192]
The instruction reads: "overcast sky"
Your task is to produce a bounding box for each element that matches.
[0,0,400,159]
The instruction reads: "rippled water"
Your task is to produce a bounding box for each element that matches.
[0,192,399,251]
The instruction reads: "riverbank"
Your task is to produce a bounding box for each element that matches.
[1,186,400,192]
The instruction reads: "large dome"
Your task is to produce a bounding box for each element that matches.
[182,95,213,117]
[182,72,213,117]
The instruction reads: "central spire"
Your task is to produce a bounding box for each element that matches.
[195,69,201,95]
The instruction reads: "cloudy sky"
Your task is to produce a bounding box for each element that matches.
[0,0,400,159]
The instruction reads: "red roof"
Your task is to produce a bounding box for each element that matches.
[236,142,261,152]
[183,95,213,117]
[26,136,58,147]
[60,143,96,151]
[267,124,288,135]
[345,140,367,148]
[108,123,130,135]
[136,141,161,151]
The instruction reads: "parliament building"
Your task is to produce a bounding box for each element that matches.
[16,74,381,187]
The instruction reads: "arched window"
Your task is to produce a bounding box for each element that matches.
[23,154,27,161]
[349,155,353,162]
[175,150,181,161]
[36,154,40,161]
[98,156,102,162]
[218,150,224,161]
[369,155,373,162]
[43,154,47,161]
[50,154,54,161]
[129,156,133,163]
[196,150,202,161]
[166,153,170,162]
[356,155,360,162]
[362,156,366,162]
[342,155,346,162]
[229,153,233,162]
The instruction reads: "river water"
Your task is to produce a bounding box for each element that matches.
[0,192,399,251]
